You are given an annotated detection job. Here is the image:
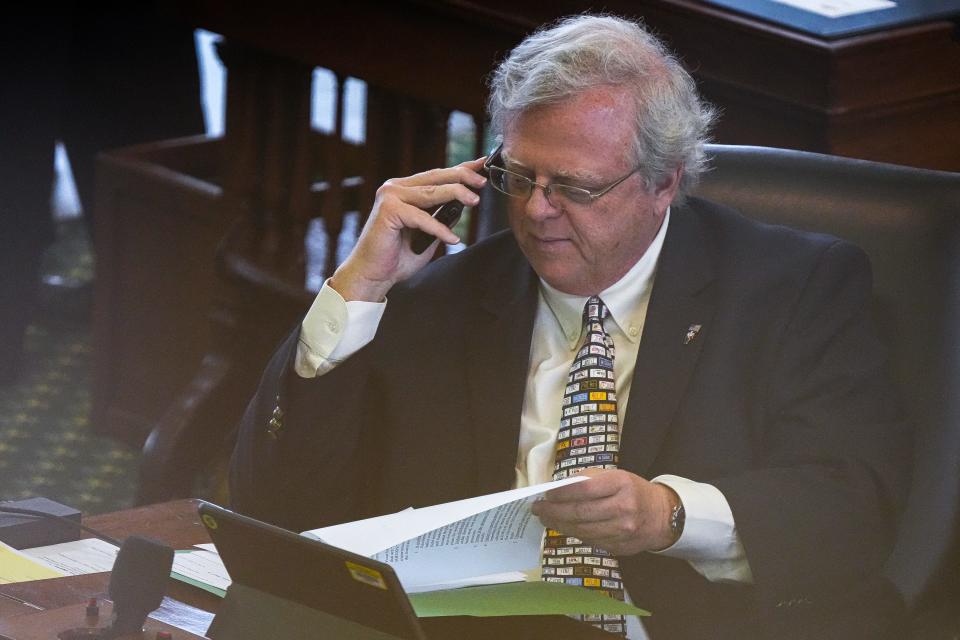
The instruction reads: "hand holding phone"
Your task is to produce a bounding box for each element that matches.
[409,145,498,255]
[330,153,494,302]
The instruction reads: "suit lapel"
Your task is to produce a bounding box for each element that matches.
[465,239,539,495]
[620,206,717,476]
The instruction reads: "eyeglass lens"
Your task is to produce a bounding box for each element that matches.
[489,167,593,205]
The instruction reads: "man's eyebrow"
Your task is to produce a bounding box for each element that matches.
[499,151,528,171]
[556,168,604,184]
[500,151,524,168]
[500,152,603,184]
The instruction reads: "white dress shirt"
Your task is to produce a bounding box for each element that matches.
[295,209,752,638]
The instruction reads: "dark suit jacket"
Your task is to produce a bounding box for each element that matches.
[231,197,911,639]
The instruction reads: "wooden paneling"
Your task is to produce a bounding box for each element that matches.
[633,0,960,170]
[184,1,960,170]
[93,138,227,445]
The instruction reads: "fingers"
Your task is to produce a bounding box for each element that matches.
[378,181,481,215]
[395,201,461,246]
[532,473,677,555]
[330,157,486,301]
[533,493,651,555]
[378,164,484,213]
[392,158,488,191]
[372,159,487,247]
[543,469,623,502]
[534,490,624,526]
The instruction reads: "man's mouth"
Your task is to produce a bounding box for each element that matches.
[531,235,569,244]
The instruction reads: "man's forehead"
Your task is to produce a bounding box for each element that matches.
[499,86,637,181]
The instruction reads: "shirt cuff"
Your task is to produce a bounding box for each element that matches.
[294,279,387,378]
[650,474,754,584]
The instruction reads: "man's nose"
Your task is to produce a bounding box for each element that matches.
[523,184,560,220]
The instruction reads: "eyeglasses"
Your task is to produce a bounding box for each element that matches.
[483,147,639,206]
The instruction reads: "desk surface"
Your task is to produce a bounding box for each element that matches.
[0,500,217,638]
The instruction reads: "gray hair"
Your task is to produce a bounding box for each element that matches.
[487,14,716,201]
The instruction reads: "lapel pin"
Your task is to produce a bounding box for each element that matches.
[266,404,284,440]
[684,324,702,345]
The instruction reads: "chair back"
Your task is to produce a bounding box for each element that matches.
[695,144,960,610]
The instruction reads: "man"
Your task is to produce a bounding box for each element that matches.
[231,15,909,638]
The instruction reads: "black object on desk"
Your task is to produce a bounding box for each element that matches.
[0,497,81,549]
[200,502,427,640]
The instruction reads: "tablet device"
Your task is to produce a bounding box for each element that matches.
[198,502,427,640]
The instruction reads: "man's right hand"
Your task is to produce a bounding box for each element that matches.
[329,157,488,302]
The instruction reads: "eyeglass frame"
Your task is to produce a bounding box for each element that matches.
[482,144,641,206]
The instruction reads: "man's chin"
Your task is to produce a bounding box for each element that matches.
[534,267,595,296]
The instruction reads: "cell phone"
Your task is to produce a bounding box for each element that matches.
[410,199,468,255]
[409,150,498,255]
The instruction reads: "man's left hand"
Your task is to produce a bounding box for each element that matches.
[531,469,679,555]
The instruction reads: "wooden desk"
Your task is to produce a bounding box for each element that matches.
[0,500,215,639]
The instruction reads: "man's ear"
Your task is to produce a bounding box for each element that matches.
[654,164,683,209]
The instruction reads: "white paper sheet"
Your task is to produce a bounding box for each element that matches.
[305,476,586,557]
[172,549,232,590]
[373,495,543,588]
[21,537,117,574]
[21,537,231,591]
[303,476,588,590]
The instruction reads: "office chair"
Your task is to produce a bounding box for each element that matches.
[694,144,960,636]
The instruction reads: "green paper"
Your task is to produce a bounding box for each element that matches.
[408,581,650,618]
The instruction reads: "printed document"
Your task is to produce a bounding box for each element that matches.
[303,476,587,591]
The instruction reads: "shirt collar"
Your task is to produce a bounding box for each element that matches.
[540,207,671,348]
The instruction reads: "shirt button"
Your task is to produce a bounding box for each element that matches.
[628,326,640,337]
[327,320,340,333]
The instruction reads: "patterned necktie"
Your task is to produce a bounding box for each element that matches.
[542,296,625,635]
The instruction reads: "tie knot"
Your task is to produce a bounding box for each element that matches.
[583,296,609,324]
